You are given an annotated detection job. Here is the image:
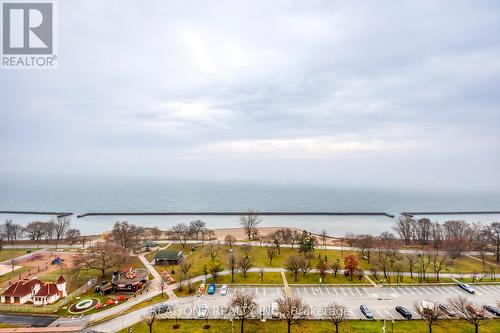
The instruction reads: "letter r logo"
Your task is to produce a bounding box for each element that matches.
[2,2,53,54]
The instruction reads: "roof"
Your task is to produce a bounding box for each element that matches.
[2,278,42,297]
[56,276,66,284]
[154,250,183,261]
[144,240,157,247]
[34,283,59,297]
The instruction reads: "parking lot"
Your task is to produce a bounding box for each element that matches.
[169,284,500,320]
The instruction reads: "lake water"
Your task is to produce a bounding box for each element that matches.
[0,174,499,236]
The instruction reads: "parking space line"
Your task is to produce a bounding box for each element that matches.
[303,286,308,295]
[342,288,347,296]
[405,287,415,295]
[349,288,355,296]
[412,287,423,295]
[384,309,395,319]
[318,288,323,295]
[333,288,339,295]
[421,287,431,295]
[326,287,331,295]
[432,287,444,294]
[391,288,399,296]
[356,288,362,296]
[363,288,370,296]
[376,310,384,319]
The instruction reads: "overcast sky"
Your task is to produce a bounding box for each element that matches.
[1,0,500,190]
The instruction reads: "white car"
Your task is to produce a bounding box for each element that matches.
[198,304,208,318]
[220,284,228,295]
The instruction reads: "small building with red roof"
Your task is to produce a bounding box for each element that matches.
[1,276,67,305]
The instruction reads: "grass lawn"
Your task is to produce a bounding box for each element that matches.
[286,272,369,284]
[0,248,34,262]
[145,250,158,262]
[208,272,283,285]
[158,243,495,285]
[0,265,33,284]
[119,319,500,333]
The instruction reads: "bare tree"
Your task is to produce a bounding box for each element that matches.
[112,221,143,251]
[432,254,452,282]
[354,234,374,263]
[224,234,236,249]
[228,251,237,283]
[150,226,162,240]
[266,245,277,265]
[414,301,442,333]
[204,243,221,261]
[239,244,252,258]
[276,293,310,333]
[74,242,125,277]
[228,291,257,333]
[142,309,157,333]
[239,210,261,240]
[42,221,56,242]
[65,228,80,248]
[159,279,166,297]
[24,221,45,247]
[443,220,470,257]
[3,220,23,244]
[483,222,500,263]
[325,303,348,333]
[299,255,312,277]
[316,257,329,282]
[320,230,328,250]
[414,218,432,249]
[417,253,431,280]
[431,222,443,252]
[393,215,414,246]
[268,230,285,254]
[238,256,253,277]
[448,296,486,333]
[54,217,71,249]
[331,259,340,277]
[170,223,193,248]
[406,254,417,279]
[285,255,302,281]
[189,220,206,240]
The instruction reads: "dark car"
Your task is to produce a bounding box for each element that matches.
[359,305,374,319]
[483,305,500,317]
[438,303,457,317]
[395,306,412,319]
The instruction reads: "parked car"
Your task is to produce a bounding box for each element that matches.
[198,304,208,318]
[271,302,280,319]
[207,283,216,295]
[395,306,412,319]
[220,284,228,295]
[483,305,500,317]
[466,304,483,317]
[458,282,475,294]
[359,305,374,319]
[438,303,457,317]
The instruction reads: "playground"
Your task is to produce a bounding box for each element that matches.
[0,252,78,290]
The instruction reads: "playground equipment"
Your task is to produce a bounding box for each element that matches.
[51,255,64,265]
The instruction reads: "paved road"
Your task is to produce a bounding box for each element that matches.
[0,313,58,327]
[89,284,500,332]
